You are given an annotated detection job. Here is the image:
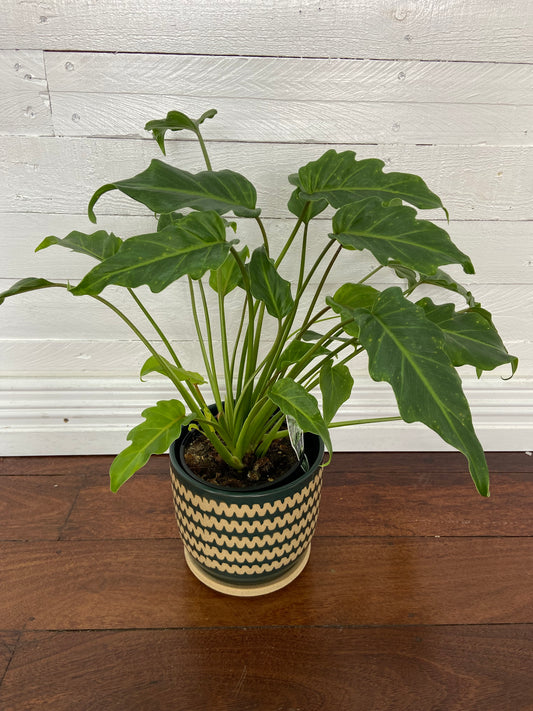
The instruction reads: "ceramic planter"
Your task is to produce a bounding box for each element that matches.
[169,427,324,597]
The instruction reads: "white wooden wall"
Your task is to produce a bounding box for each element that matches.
[1,0,532,455]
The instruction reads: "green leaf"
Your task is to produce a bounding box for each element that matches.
[300,329,351,344]
[320,361,354,424]
[110,399,192,491]
[0,277,65,305]
[88,159,260,222]
[287,188,328,223]
[71,211,234,296]
[209,246,249,295]
[144,108,217,154]
[351,287,490,496]
[278,340,331,371]
[417,298,518,376]
[329,283,380,311]
[330,198,473,275]
[157,212,186,230]
[326,283,380,337]
[388,261,418,289]
[140,355,206,385]
[36,230,122,261]
[268,378,332,454]
[418,269,477,307]
[248,246,294,318]
[289,149,447,214]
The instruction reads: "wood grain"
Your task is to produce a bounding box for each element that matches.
[60,474,176,541]
[1,450,531,476]
[0,632,18,688]
[0,475,81,540]
[44,52,533,105]
[2,137,530,221]
[1,536,532,630]
[0,452,531,708]
[21,462,532,541]
[0,626,531,711]
[0,50,53,137]
[2,279,528,343]
[48,92,531,146]
[1,0,530,62]
[4,213,533,285]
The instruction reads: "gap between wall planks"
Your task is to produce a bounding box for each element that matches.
[1,0,531,62]
[1,0,532,459]
[2,139,530,220]
[0,451,532,709]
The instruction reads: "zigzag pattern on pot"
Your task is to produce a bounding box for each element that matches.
[174,501,320,548]
[185,537,313,576]
[171,488,321,534]
[170,470,322,519]
[178,519,315,561]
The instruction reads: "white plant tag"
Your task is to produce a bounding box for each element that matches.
[286,415,309,472]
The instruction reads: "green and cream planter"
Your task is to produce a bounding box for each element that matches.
[169,429,324,596]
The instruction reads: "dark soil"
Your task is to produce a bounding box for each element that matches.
[183,430,299,489]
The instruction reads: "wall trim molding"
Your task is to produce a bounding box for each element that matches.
[0,376,531,456]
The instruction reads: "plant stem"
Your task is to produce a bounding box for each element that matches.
[358,264,384,284]
[196,129,213,171]
[89,293,200,412]
[274,208,307,268]
[300,243,342,328]
[217,272,235,423]
[126,288,206,409]
[328,416,402,427]
[188,277,223,414]
[127,288,181,364]
[229,245,256,403]
[255,216,270,256]
[230,298,248,388]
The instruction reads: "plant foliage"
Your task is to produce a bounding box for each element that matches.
[1,109,517,496]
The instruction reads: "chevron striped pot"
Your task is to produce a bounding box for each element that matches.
[169,430,324,597]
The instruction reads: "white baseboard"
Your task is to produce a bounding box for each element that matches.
[0,376,531,456]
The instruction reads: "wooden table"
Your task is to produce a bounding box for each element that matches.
[0,452,532,710]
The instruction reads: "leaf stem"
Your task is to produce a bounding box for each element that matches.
[328,416,402,428]
[188,277,223,414]
[196,128,213,171]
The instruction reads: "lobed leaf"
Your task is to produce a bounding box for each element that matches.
[140,355,206,385]
[417,298,518,376]
[418,269,477,307]
[0,277,65,305]
[351,287,490,496]
[36,230,122,261]
[109,399,192,491]
[88,159,260,222]
[145,108,217,154]
[287,188,328,223]
[71,211,234,296]
[330,197,473,275]
[290,149,446,214]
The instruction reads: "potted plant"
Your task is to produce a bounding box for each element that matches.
[1,109,516,596]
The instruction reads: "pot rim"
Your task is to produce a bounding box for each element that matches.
[169,429,324,501]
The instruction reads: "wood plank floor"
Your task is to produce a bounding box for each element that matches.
[0,452,532,710]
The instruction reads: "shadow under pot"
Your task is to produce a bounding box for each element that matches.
[169,421,325,597]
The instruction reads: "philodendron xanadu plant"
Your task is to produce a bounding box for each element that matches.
[1,109,517,496]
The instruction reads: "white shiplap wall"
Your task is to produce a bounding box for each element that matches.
[1,0,532,455]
